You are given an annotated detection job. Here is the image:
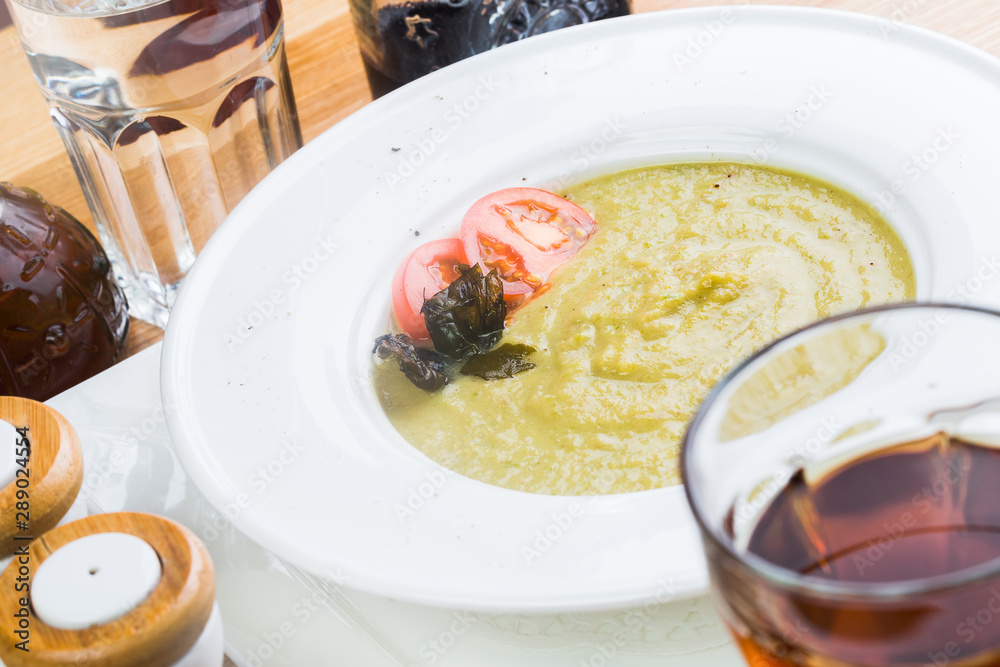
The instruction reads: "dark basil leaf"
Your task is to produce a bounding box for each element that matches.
[460,343,536,380]
[421,264,506,360]
[373,334,451,392]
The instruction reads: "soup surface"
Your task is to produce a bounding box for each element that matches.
[374,163,916,495]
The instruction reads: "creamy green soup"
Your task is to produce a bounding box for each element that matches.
[375,163,916,495]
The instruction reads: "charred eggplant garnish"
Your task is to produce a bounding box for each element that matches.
[376,264,537,391]
[373,334,452,392]
[460,343,536,380]
[421,264,506,360]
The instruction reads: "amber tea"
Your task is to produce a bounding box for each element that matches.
[732,433,1000,666]
[682,304,1000,667]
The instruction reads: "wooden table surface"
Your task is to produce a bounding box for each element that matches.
[0,1,995,663]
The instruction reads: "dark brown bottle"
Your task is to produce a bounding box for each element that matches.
[0,183,129,401]
[351,0,632,98]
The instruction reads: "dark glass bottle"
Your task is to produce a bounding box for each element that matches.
[0,184,129,401]
[350,0,631,98]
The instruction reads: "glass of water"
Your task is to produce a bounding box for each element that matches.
[4,0,303,327]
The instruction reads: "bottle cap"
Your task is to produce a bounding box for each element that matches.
[0,512,216,667]
[0,397,83,559]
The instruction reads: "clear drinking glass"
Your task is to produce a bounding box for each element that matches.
[683,304,1000,667]
[4,0,303,327]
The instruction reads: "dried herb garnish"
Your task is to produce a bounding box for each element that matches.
[421,264,506,360]
[373,334,451,392]
[375,262,537,391]
[460,343,536,380]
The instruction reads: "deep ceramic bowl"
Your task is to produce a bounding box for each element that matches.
[162,6,1000,612]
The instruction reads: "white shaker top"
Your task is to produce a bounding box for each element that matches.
[32,532,162,630]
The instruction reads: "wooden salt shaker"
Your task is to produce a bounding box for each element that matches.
[0,512,222,667]
[0,397,86,567]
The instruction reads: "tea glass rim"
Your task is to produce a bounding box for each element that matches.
[681,301,1000,602]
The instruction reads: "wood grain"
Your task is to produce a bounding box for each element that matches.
[1,0,998,360]
[0,398,83,559]
[0,512,215,667]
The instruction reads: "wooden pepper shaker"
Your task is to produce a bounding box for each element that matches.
[0,397,86,567]
[0,512,222,667]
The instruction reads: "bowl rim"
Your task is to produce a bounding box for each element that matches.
[161,5,1000,611]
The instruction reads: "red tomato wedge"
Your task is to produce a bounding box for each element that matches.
[460,188,596,299]
[391,238,467,340]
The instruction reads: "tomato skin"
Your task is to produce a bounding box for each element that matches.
[460,188,596,299]
[391,238,467,340]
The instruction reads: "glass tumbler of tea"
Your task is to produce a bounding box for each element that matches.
[4,0,303,327]
[683,303,1000,667]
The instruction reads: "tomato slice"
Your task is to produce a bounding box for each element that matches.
[460,188,596,298]
[391,238,467,340]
